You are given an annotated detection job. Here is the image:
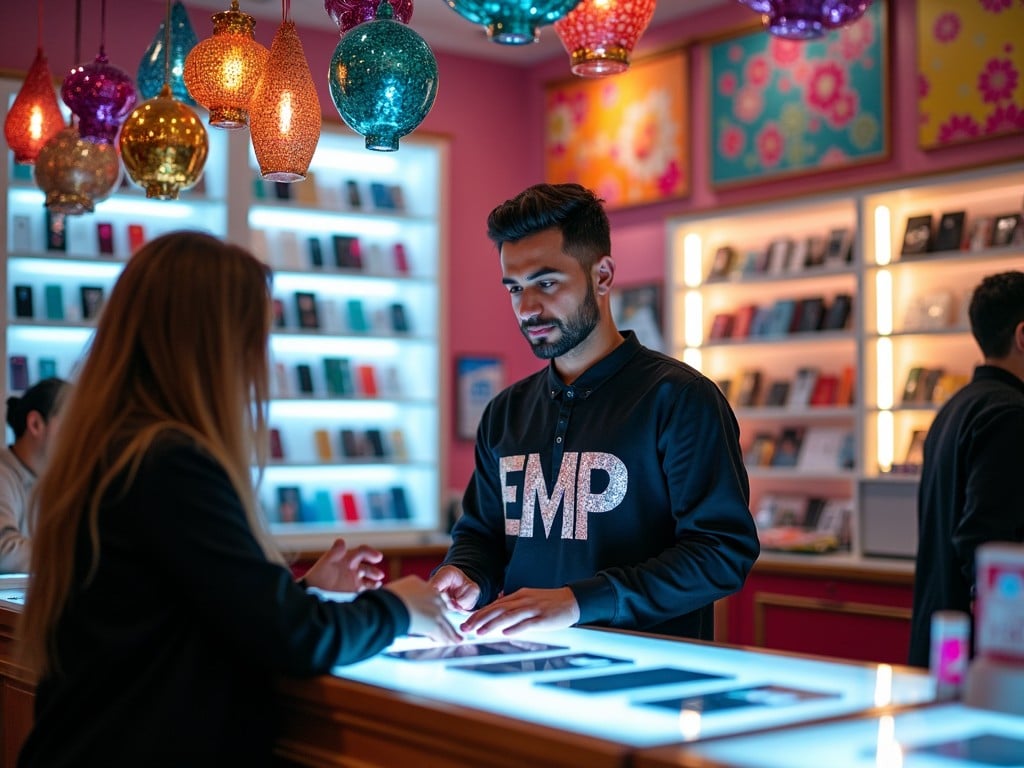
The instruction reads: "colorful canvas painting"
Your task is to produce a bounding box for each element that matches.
[543,49,688,209]
[708,1,887,188]
[917,0,1024,148]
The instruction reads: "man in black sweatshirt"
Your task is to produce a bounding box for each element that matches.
[908,270,1024,667]
[431,183,759,640]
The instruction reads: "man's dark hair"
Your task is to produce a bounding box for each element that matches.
[6,377,69,440]
[486,183,611,270]
[969,270,1024,358]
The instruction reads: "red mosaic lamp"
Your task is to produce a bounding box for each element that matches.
[554,0,656,77]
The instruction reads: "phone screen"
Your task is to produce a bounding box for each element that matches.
[385,640,566,661]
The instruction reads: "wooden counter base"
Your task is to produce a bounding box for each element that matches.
[274,675,628,768]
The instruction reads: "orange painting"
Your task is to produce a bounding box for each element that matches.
[543,49,689,210]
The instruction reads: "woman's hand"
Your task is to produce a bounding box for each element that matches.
[301,538,385,593]
[385,575,463,643]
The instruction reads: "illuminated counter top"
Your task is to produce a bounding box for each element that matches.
[323,626,934,749]
[635,702,1024,768]
[0,587,940,768]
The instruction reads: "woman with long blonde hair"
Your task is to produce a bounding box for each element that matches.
[16,231,457,767]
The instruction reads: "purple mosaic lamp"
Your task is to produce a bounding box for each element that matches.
[324,0,412,33]
[737,0,873,39]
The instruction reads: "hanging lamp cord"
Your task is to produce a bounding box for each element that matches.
[164,0,172,86]
[98,0,106,57]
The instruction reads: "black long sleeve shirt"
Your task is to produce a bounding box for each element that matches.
[20,436,409,768]
[909,365,1024,667]
[444,332,759,639]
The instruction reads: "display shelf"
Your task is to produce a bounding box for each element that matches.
[2,77,450,553]
[668,189,862,560]
[246,125,448,549]
[667,163,1024,567]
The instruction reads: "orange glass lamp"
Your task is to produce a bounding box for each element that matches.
[4,48,64,164]
[249,19,321,182]
[554,0,656,77]
[183,0,269,128]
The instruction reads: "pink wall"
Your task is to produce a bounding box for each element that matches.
[3,2,1022,500]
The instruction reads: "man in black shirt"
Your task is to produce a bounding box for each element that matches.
[909,270,1024,667]
[431,183,758,640]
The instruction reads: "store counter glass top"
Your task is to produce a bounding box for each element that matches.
[636,701,1024,768]
[328,621,936,749]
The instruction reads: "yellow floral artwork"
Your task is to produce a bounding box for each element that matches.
[543,49,688,210]
[917,0,1024,148]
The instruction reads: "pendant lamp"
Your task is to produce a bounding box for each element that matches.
[4,1,64,165]
[442,0,582,45]
[61,0,137,143]
[325,0,412,34]
[4,49,64,165]
[62,50,138,143]
[137,0,199,104]
[329,0,438,152]
[183,0,269,129]
[35,123,123,214]
[121,0,209,199]
[737,0,873,39]
[119,84,209,200]
[250,13,321,182]
[554,0,655,77]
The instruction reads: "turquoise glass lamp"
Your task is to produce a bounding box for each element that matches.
[137,0,199,104]
[442,0,582,45]
[328,0,438,151]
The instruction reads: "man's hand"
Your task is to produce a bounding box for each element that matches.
[301,538,385,593]
[459,587,580,636]
[427,565,480,612]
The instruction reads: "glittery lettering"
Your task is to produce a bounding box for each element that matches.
[575,452,628,540]
[500,454,525,535]
[521,452,577,539]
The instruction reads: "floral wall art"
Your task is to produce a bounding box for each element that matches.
[543,48,689,209]
[917,0,1024,149]
[708,1,888,188]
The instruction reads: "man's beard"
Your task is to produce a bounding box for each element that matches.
[520,282,600,360]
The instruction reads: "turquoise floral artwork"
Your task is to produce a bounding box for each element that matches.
[708,0,887,188]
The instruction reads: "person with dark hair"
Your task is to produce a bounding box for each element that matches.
[909,270,1024,667]
[430,183,758,640]
[0,377,69,573]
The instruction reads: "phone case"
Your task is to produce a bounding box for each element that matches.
[127,224,146,254]
[9,355,29,391]
[13,285,34,318]
[296,364,314,394]
[38,358,58,379]
[269,428,284,460]
[96,222,115,255]
[44,285,64,320]
[314,429,333,460]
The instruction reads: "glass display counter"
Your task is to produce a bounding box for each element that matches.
[324,622,935,749]
[635,702,1024,768]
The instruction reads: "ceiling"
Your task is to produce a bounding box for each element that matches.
[175,0,729,65]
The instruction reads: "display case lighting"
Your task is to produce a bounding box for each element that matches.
[248,206,404,236]
[268,398,401,422]
[873,204,891,266]
[877,408,894,473]
[683,232,703,288]
[876,336,894,410]
[875,269,892,336]
[684,289,703,349]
